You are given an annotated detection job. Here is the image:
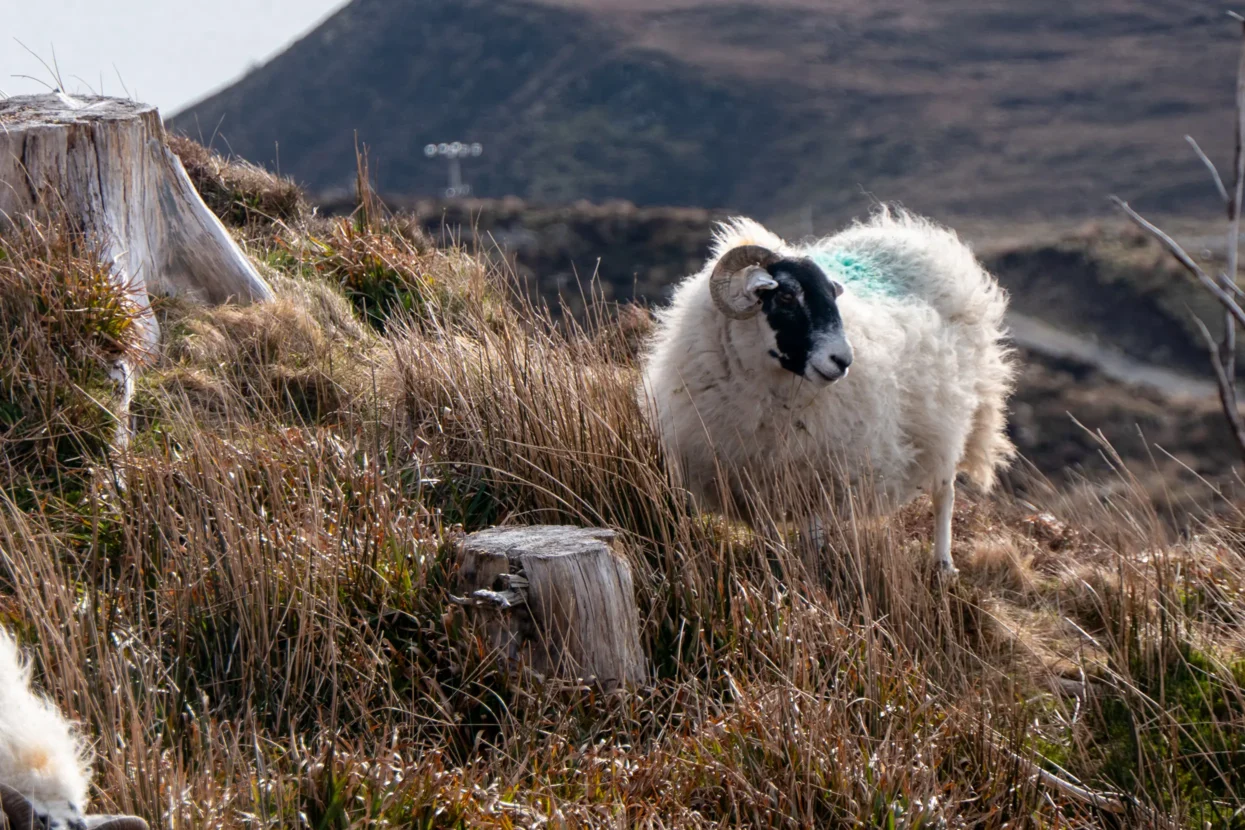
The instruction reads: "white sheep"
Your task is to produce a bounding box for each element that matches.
[0,629,146,829]
[639,208,1015,574]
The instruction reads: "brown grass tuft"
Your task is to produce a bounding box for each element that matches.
[0,223,141,494]
[168,134,306,228]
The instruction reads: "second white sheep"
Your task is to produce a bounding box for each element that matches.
[0,629,147,829]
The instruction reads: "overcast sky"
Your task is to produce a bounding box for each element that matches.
[3,0,349,116]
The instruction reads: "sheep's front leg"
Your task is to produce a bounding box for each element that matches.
[803,514,828,550]
[932,477,957,578]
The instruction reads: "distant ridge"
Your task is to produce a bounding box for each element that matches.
[172,0,1238,224]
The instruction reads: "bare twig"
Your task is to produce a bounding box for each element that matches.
[1112,10,1245,468]
[1110,197,1245,330]
[993,742,1128,815]
[1193,315,1245,456]
[1186,135,1229,204]
[1030,764,1129,815]
[1222,270,1245,300]
[1221,15,1245,404]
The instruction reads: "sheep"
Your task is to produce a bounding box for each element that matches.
[638,208,1015,575]
[0,628,147,830]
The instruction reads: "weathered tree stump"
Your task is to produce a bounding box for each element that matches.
[453,526,648,690]
[0,93,274,447]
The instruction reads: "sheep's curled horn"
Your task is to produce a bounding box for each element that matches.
[709,245,780,319]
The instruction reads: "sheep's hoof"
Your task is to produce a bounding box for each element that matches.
[933,558,960,586]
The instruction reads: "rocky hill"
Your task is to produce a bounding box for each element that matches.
[172,0,1238,225]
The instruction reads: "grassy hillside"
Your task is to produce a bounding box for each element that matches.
[172,0,1237,225]
[2,143,1245,826]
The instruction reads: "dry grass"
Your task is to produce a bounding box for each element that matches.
[2,202,1245,828]
[0,222,142,497]
[169,135,306,229]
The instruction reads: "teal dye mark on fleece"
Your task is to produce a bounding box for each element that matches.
[809,249,902,298]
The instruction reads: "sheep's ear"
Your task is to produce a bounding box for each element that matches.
[0,784,36,829]
[0,784,149,830]
[744,267,778,297]
[830,279,845,298]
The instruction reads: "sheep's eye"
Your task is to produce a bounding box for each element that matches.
[776,291,798,306]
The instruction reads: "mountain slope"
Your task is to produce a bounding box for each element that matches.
[173,0,789,211]
[172,0,1239,223]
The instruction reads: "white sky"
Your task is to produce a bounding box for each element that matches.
[2,0,349,116]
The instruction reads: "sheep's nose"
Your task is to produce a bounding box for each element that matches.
[831,354,852,372]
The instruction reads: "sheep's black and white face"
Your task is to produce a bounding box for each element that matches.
[755,257,854,387]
